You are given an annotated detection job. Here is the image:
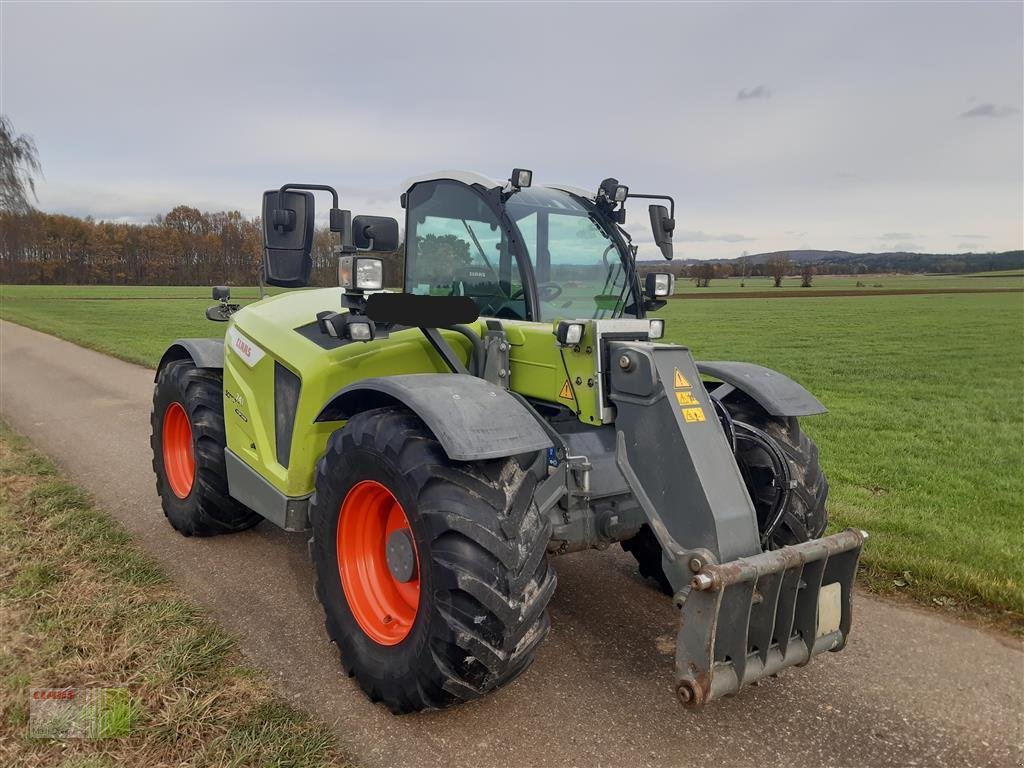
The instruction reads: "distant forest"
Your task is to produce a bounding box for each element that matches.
[0,207,1019,287]
[0,207,403,287]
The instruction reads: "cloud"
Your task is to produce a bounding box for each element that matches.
[737,85,771,101]
[957,242,982,251]
[888,242,922,252]
[959,103,1019,118]
[951,233,989,239]
[675,230,755,243]
[880,232,916,240]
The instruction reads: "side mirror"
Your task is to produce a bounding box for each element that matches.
[649,204,675,260]
[262,190,315,287]
[352,215,400,252]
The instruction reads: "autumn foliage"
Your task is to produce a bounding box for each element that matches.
[0,206,403,287]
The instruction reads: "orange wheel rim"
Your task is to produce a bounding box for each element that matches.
[162,402,195,499]
[337,480,420,645]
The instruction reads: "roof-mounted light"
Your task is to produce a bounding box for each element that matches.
[510,168,533,189]
[598,177,629,205]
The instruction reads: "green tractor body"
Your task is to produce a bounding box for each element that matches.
[151,170,865,711]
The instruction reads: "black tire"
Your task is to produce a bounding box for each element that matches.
[309,406,556,714]
[726,395,829,548]
[150,359,261,536]
[623,393,828,594]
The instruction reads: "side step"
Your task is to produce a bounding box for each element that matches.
[675,528,866,707]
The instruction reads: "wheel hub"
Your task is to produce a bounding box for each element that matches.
[385,528,418,583]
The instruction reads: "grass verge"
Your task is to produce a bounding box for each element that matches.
[0,423,349,768]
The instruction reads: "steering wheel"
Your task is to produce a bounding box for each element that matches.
[511,282,564,302]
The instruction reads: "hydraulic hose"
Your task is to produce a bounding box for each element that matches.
[732,420,792,548]
[445,324,484,377]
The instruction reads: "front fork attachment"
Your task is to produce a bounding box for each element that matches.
[674,528,866,706]
[608,341,866,707]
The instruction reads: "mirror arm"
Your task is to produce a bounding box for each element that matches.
[279,183,339,209]
[278,183,358,251]
[625,192,675,220]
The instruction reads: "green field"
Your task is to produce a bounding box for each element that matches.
[674,271,1024,293]
[2,279,1022,625]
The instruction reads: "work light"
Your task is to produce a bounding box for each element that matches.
[598,178,629,205]
[555,321,585,346]
[645,272,674,298]
[347,320,374,341]
[510,168,533,189]
[649,319,665,339]
[338,256,384,291]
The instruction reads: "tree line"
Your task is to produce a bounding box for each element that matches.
[636,248,1024,289]
[0,207,404,287]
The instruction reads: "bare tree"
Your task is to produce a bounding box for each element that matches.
[737,249,752,286]
[801,264,815,287]
[692,262,716,288]
[0,115,43,213]
[765,254,792,287]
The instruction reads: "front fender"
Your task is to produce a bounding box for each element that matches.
[154,338,224,380]
[697,361,826,417]
[316,374,552,462]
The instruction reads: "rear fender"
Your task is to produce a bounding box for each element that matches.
[154,338,224,380]
[315,373,552,462]
[697,361,826,417]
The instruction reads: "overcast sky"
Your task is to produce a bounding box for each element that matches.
[2,1,1021,260]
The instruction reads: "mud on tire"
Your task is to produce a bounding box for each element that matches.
[309,406,556,713]
[150,359,261,536]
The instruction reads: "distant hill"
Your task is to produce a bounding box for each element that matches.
[639,250,1024,274]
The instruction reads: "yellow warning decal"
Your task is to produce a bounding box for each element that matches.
[681,407,706,423]
[673,368,691,388]
[675,390,699,406]
[559,379,575,401]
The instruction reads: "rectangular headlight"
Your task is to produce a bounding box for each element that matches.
[347,320,373,341]
[355,258,383,290]
[555,320,585,346]
[649,319,665,339]
[338,256,384,290]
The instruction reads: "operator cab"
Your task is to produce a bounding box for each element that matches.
[402,170,676,323]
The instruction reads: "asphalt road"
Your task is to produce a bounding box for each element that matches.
[2,319,1021,768]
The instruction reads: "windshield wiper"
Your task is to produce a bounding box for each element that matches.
[460,219,502,285]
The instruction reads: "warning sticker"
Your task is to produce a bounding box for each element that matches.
[559,380,575,401]
[673,368,691,389]
[675,390,699,407]
[681,407,706,423]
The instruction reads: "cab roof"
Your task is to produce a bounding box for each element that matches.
[401,170,595,202]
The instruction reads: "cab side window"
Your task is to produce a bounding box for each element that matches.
[405,181,526,319]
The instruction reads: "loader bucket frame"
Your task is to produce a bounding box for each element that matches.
[608,340,866,705]
[676,528,864,705]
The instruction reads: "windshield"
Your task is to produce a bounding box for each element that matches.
[506,187,633,320]
[404,181,636,322]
